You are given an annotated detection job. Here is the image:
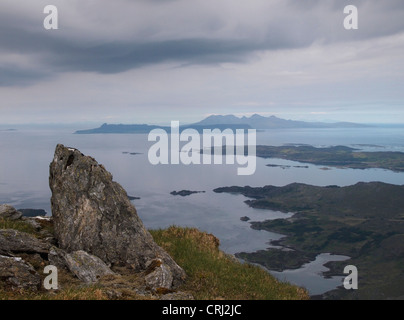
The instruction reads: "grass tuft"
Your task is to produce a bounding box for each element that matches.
[0,218,38,235]
[150,226,309,300]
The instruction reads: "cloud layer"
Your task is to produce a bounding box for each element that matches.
[1,0,403,123]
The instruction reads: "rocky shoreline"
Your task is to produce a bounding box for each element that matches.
[215,182,404,299]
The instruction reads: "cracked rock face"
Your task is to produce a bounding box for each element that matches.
[0,255,41,291]
[0,229,50,256]
[49,144,186,289]
[62,250,115,284]
[144,259,174,291]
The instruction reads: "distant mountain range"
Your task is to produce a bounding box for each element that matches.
[75,114,370,134]
[194,114,371,129]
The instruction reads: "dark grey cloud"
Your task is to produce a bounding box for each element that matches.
[0,27,308,80]
[45,34,314,74]
[1,0,404,86]
[0,66,49,86]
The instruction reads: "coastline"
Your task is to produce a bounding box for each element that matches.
[215,182,404,299]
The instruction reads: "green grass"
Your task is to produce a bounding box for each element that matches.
[0,218,37,235]
[150,226,309,300]
[0,223,308,300]
[0,286,108,300]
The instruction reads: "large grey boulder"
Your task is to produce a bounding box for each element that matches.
[0,204,22,220]
[49,144,186,289]
[0,255,41,290]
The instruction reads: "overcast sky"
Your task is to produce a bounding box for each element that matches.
[0,0,404,125]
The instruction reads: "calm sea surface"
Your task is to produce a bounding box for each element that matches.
[1,125,403,295]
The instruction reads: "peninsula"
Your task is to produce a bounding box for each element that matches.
[214,182,404,299]
[255,145,404,172]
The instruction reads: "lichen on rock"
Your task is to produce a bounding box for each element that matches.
[0,254,41,291]
[0,229,50,256]
[49,144,186,289]
[62,250,115,284]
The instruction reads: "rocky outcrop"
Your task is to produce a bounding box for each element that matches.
[49,144,186,289]
[0,210,51,292]
[0,204,22,220]
[0,145,189,296]
[0,229,50,256]
[0,255,41,290]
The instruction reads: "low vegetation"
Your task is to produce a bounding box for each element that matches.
[150,226,309,300]
[0,218,38,236]
[0,221,308,300]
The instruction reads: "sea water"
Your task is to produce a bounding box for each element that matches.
[1,125,403,295]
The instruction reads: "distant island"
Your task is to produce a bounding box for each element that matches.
[74,114,370,134]
[203,144,404,173]
[122,152,143,155]
[75,122,251,134]
[193,114,371,129]
[170,190,206,197]
[0,128,17,132]
[255,145,404,172]
[214,182,404,299]
[17,209,47,217]
[266,164,309,169]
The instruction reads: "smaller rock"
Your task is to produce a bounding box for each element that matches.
[63,250,115,284]
[0,204,22,220]
[0,255,41,291]
[21,218,42,231]
[105,289,123,300]
[48,246,68,270]
[144,259,173,291]
[240,216,251,222]
[160,292,195,300]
